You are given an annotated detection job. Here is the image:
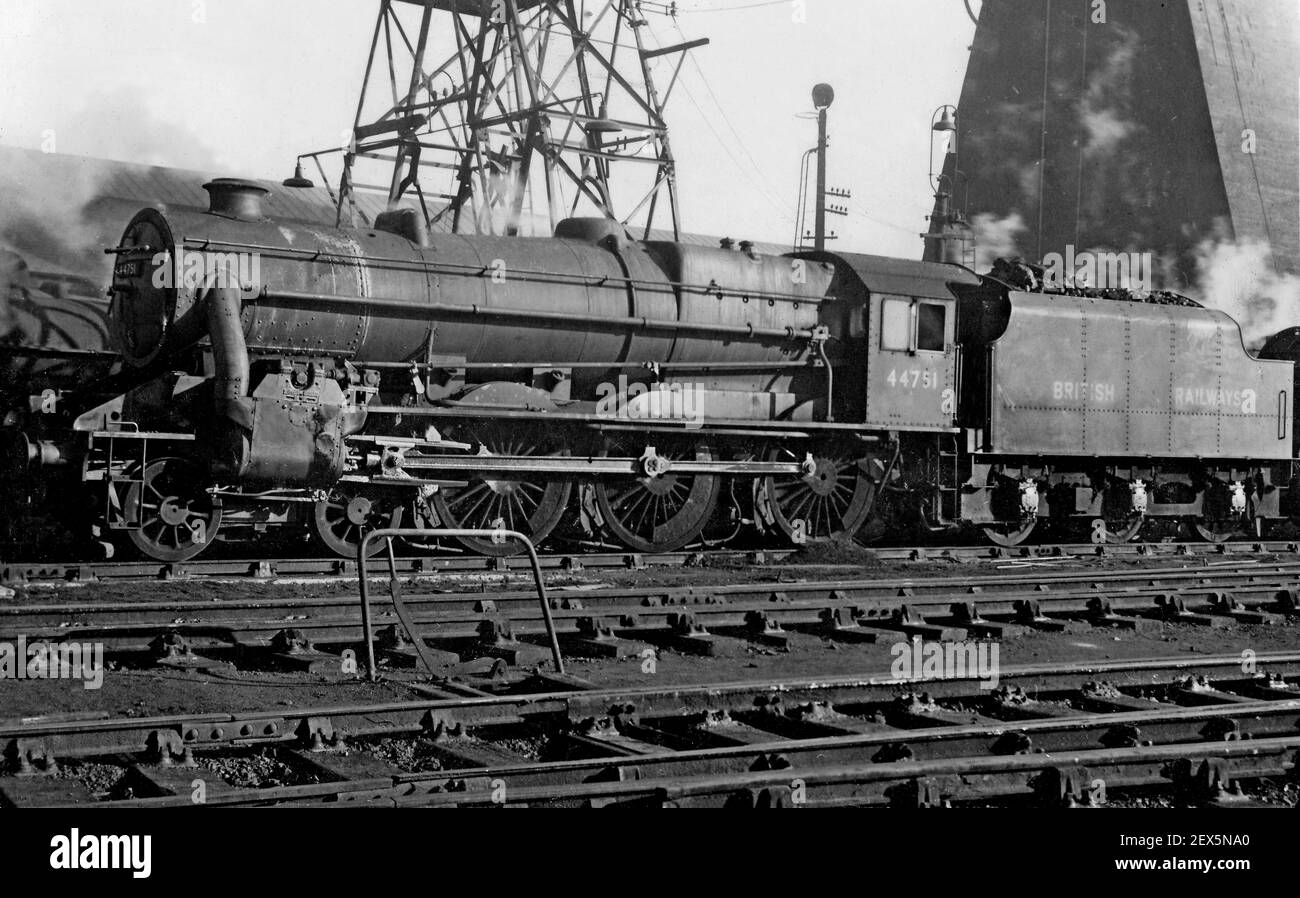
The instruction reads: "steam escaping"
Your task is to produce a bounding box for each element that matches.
[461,147,553,236]
[63,86,225,173]
[1079,31,1139,160]
[1,87,226,289]
[0,150,114,269]
[0,250,25,337]
[1193,234,1300,348]
[1080,107,1133,158]
[972,212,1025,272]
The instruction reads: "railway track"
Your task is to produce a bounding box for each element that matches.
[4,539,1299,586]
[2,559,1297,662]
[5,653,1299,807]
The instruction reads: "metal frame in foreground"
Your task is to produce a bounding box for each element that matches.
[357,528,564,679]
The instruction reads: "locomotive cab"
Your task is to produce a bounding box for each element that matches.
[794,251,978,431]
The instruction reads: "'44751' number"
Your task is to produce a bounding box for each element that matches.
[887,368,937,389]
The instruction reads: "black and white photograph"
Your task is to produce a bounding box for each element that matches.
[0,0,1296,873]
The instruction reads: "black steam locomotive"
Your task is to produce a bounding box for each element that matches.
[1,178,1294,561]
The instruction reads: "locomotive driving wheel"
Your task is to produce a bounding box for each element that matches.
[762,444,875,543]
[312,485,404,558]
[123,458,222,562]
[593,441,721,553]
[430,425,573,556]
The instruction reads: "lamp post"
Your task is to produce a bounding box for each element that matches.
[929,103,958,205]
[925,104,972,265]
[812,83,835,251]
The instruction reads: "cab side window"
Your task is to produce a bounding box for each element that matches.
[916,303,947,352]
[880,298,912,351]
[879,297,950,353]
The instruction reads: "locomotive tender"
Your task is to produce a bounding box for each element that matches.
[0,178,1293,561]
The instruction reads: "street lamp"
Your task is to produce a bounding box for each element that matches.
[812,84,834,250]
[925,104,973,266]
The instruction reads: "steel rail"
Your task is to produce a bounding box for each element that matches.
[93,735,1300,807]
[394,736,1300,808]
[2,558,1298,651]
[5,542,1300,587]
[6,652,1300,756]
[6,577,1295,653]
[22,675,1300,808]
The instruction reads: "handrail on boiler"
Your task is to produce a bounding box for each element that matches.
[357,528,564,680]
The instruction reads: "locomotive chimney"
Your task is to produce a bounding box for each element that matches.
[203,178,270,221]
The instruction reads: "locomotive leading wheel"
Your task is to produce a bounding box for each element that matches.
[430,426,573,556]
[123,458,222,562]
[312,486,404,558]
[594,442,721,553]
[763,445,875,542]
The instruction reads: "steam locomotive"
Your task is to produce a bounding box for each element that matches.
[1,178,1294,562]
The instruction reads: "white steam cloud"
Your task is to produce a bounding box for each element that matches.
[1079,34,1139,159]
[1193,235,1300,348]
[64,85,225,172]
[1,87,225,289]
[971,212,1026,272]
[0,150,114,263]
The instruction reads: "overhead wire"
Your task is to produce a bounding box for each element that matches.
[647,2,939,243]
[637,17,797,227]
[666,6,939,243]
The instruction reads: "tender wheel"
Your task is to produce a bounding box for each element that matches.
[594,442,721,553]
[1093,482,1146,543]
[1194,481,1251,543]
[1103,513,1146,543]
[763,444,875,542]
[430,426,573,556]
[981,518,1037,548]
[312,485,404,558]
[123,458,221,562]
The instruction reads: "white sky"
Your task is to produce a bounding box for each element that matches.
[0,0,977,257]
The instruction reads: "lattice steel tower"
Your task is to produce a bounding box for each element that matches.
[329,0,706,238]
